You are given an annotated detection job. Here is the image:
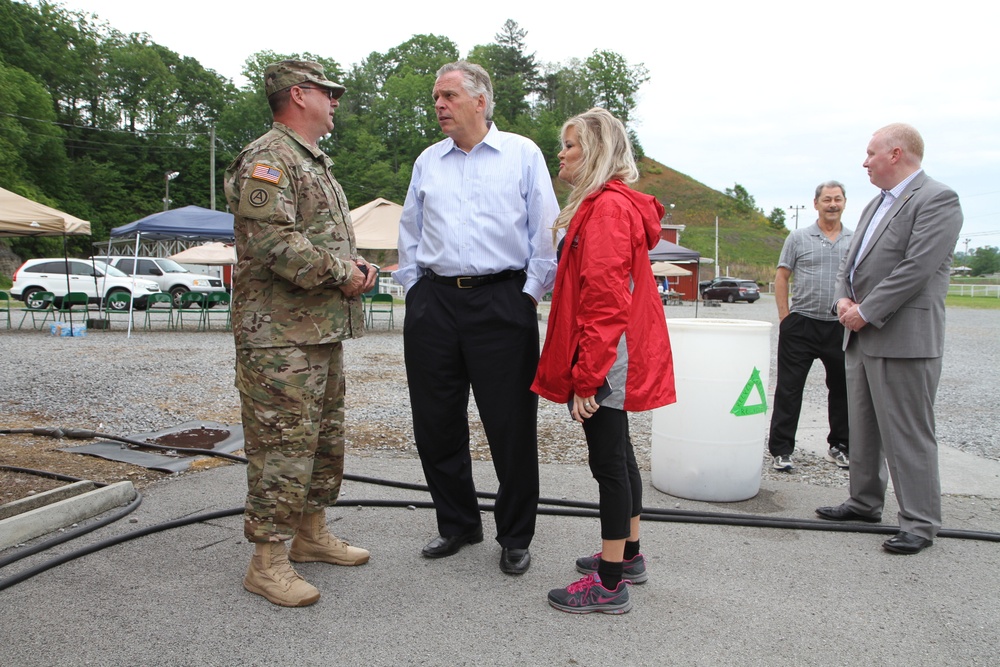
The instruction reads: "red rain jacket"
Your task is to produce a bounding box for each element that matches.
[532,180,676,411]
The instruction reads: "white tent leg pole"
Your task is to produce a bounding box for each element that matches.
[127,233,140,338]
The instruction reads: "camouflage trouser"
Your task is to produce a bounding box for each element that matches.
[236,343,345,542]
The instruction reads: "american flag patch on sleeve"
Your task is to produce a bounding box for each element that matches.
[251,163,282,184]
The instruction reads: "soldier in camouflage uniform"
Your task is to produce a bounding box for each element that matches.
[224,60,377,607]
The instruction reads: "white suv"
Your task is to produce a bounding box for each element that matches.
[93,256,226,308]
[11,258,160,310]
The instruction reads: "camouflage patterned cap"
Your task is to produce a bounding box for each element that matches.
[264,60,346,99]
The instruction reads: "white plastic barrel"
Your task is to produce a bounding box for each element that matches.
[651,318,773,501]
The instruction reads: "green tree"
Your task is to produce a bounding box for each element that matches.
[767,207,787,231]
[584,50,649,125]
[969,246,1000,276]
[725,183,759,215]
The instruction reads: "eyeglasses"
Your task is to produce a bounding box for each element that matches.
[296,85,338,100]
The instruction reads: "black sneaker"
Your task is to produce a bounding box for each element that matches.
[772,454,793,471]
[575,552,648,584]
[547,574,632,614]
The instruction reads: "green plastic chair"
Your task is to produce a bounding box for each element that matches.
[143,292,175,330]
[176,291,208,330]
[18,290,57,329]
[0,290,11,329]
[204,292,231,330]
[366,293,395,329]
[57,291,91,317]
[102,291,134,329]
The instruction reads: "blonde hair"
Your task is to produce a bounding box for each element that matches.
[875,123,925,162]
[553,108,639,233]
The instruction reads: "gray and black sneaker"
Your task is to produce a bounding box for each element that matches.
[825,446,850,469]
[547,573,632,614]
[772,454,793,471]
[575,552,648,584]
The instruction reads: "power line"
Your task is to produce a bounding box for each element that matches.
[0,111,212,137]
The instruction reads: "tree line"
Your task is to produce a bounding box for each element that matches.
[0,3,649,260]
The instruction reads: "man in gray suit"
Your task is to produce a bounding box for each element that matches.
[815,123,963,555]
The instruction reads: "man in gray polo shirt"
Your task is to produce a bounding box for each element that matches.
[769,181,854,471]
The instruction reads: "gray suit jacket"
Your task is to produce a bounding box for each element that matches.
[834,172,963,358]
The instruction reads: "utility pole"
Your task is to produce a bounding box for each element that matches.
[964,238,971,255]
[714,216,719,278]
[789,204,806,230]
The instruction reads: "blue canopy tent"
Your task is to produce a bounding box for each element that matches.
[108,206,235,335]
[109,205,234,241]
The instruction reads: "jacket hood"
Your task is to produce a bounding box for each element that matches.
[601,180,665,250]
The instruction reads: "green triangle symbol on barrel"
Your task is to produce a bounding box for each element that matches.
[730,367,767,417]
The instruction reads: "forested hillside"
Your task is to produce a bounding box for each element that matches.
[1,1,784,281]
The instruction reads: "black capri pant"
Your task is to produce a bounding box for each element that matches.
[581,406,642,540]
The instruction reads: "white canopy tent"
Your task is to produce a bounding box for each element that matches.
[169,242,236,265]
[650,261,692,277]
[350,198,401,250]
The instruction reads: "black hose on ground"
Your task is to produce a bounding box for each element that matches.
[0,467,144,570]
[3,427,999,592]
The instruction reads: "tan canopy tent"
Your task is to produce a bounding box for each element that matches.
[0,187,91,237]
[169,242,236,265]
[350,198,401,250]
[650,261,692,277]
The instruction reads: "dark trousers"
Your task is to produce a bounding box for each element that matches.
[403,275,540,549]
[768,313,849,457]
[582,407,642,540]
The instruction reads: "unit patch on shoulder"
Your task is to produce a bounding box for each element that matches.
[248,188,269,207]
[251,163,282,184]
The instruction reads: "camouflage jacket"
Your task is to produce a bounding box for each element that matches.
[224,122,364,348]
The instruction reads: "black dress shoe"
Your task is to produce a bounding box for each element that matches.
[815,504,881,523]
[421,527,484,559]
[883,531,933,555]
[499,547,531,575]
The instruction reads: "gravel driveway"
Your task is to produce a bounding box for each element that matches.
[1,297,996,492]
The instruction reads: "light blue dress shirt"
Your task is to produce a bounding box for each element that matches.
[393,123,558,303]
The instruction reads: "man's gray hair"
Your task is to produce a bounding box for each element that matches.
[436,61,495,120]
[814,180,846,200]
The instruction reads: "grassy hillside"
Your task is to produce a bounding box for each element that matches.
[554,156,788,285]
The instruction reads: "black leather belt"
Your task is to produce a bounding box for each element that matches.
[423,268,526,289]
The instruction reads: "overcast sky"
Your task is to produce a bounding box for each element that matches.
[60,0,1000,250]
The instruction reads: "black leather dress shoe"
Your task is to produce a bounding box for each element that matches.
[421,527,484,559]
[883,531,933,555]
[499,547,531,575]
[815,504,881,523]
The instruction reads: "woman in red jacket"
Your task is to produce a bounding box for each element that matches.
[532,108,675,614]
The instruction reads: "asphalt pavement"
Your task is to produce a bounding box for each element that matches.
[1,430,998,666]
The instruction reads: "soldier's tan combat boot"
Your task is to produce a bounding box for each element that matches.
[243,541,320,607]
[289,510,370,566]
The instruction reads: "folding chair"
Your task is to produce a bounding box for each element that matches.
[143,292,175,330]
[18,291,57,329]
[204,292,231,330]
[176,291,208,330]
[366,293,395,329]
[0,290,11,329]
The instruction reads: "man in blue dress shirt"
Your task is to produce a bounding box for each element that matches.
[394,60,558,575]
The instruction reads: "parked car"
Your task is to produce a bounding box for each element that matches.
[698,276,738,297]
[93,255,226,308]
[11,258,160,310]
[702,279,760,303]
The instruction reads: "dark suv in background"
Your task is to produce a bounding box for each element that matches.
[702,279,760,303]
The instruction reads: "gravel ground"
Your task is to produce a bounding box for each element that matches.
[1,297,997,496]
